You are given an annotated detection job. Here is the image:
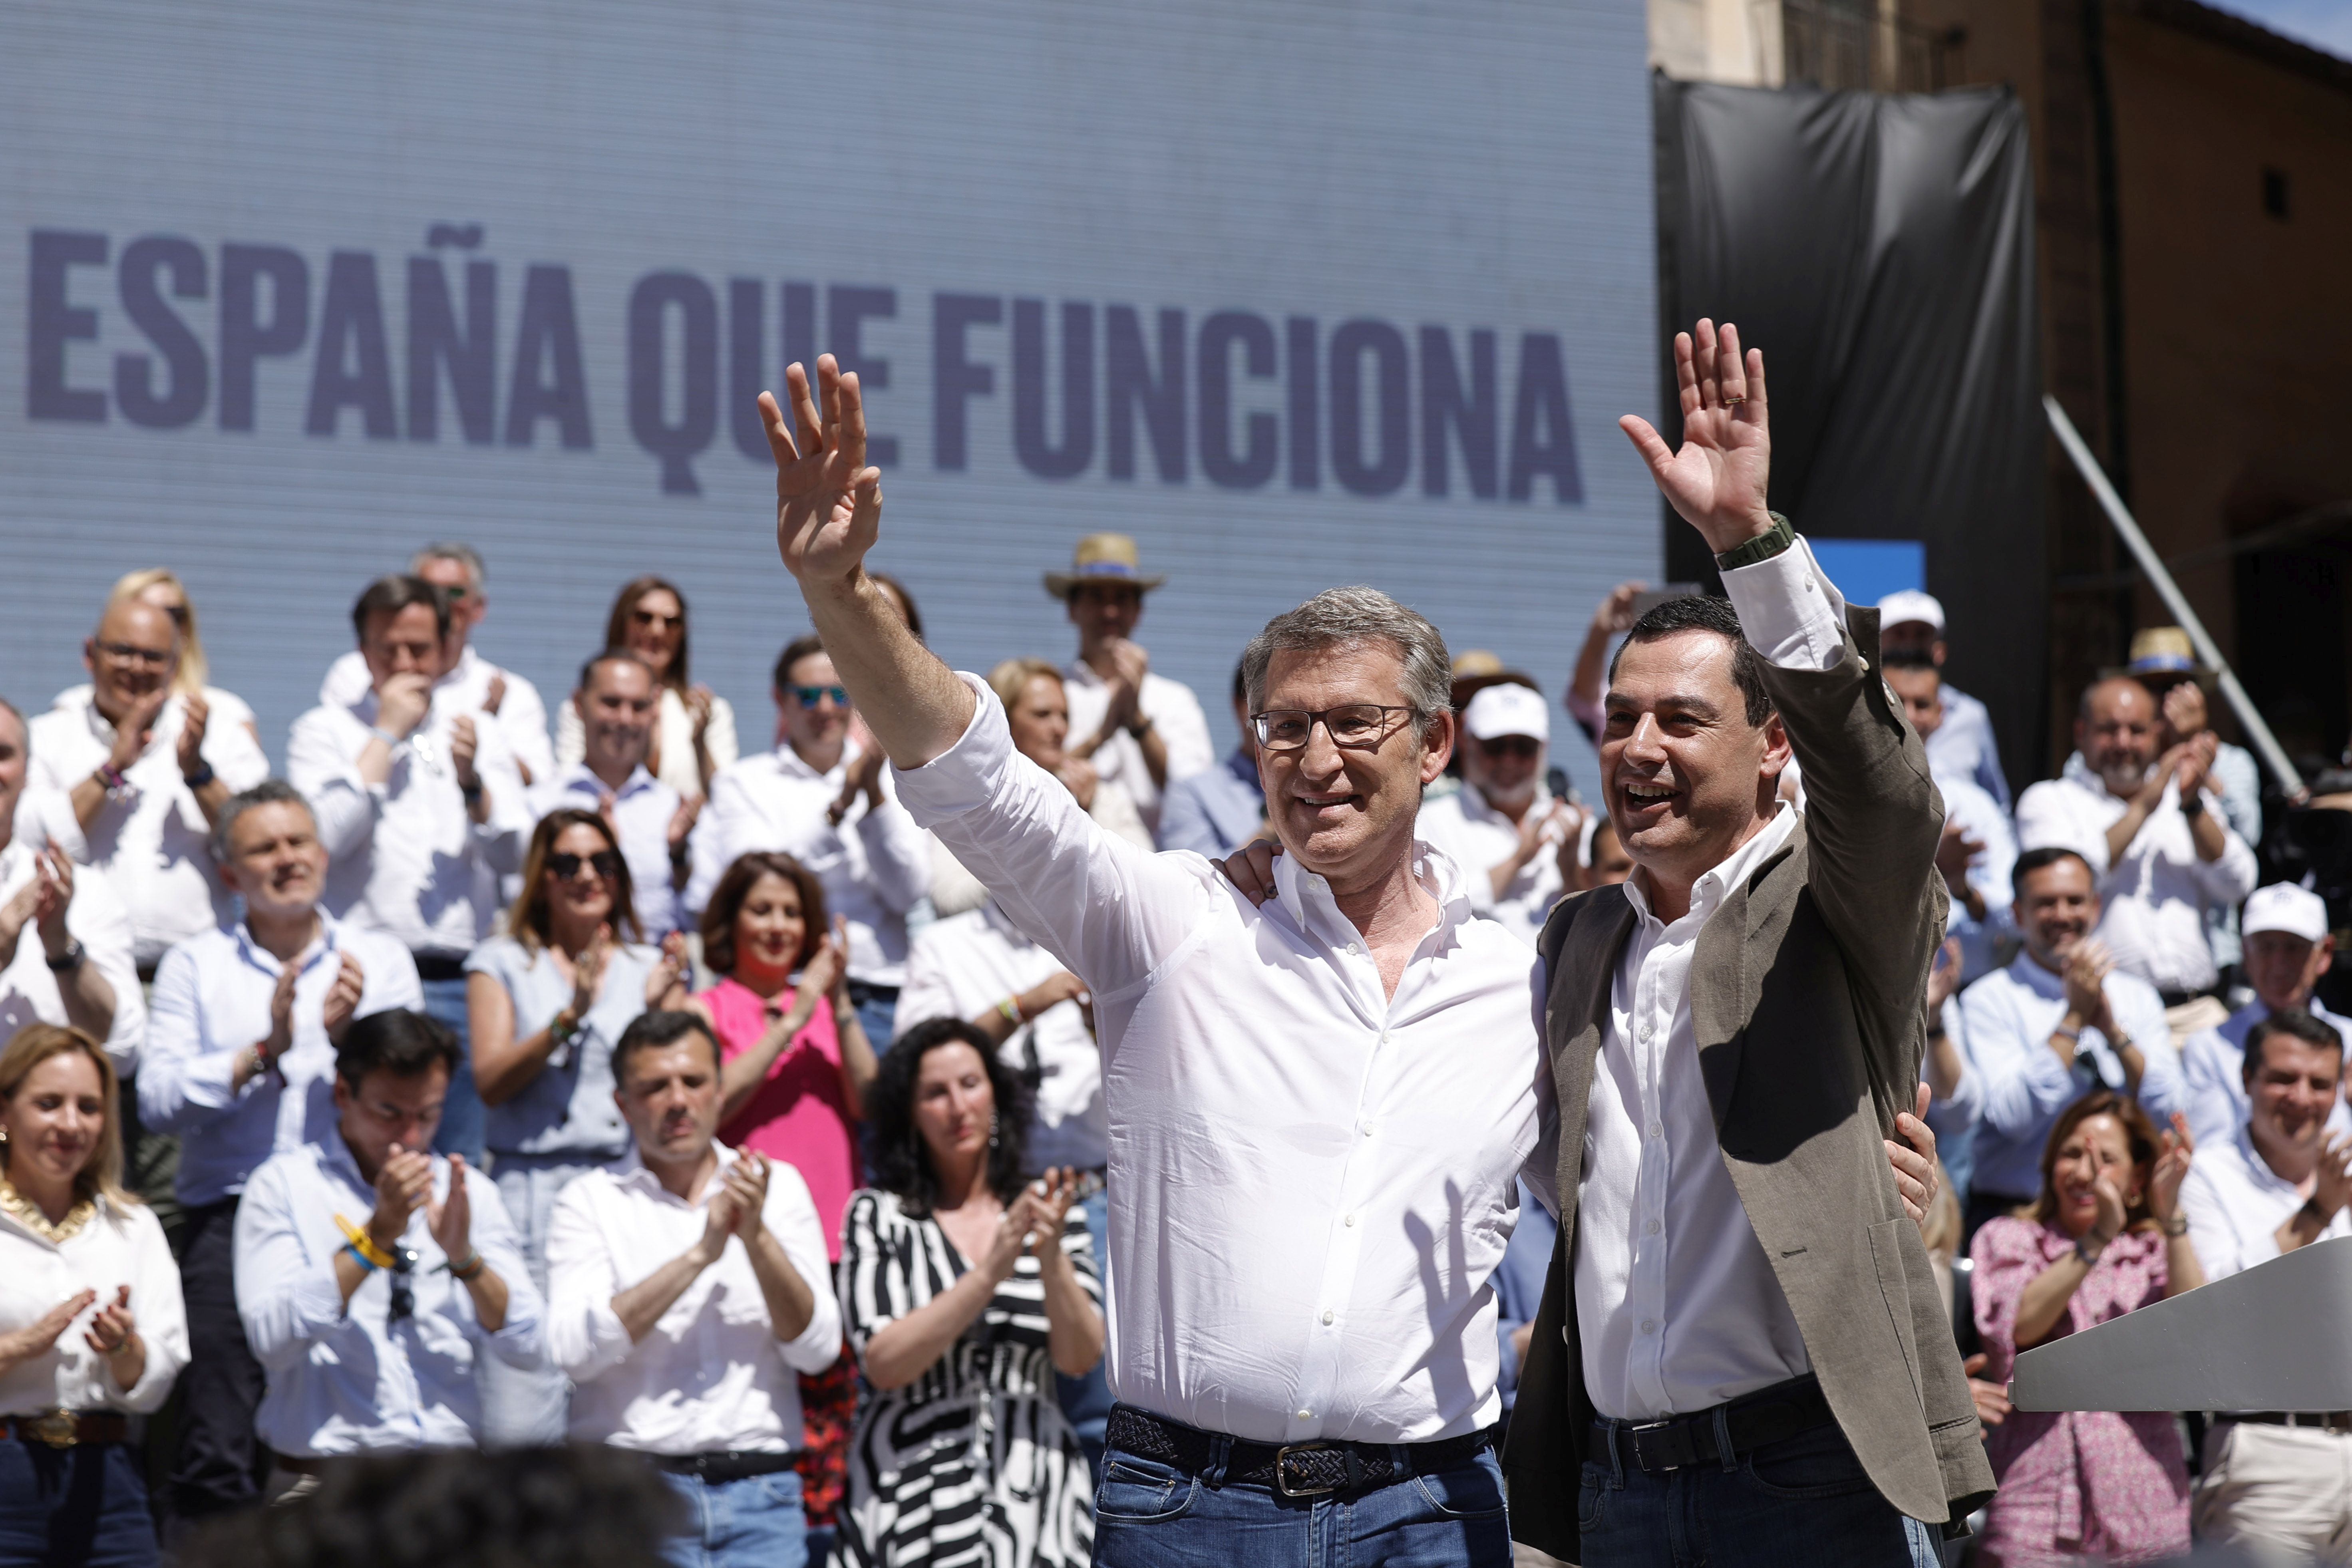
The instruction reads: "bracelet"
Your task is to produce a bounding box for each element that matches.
[998,996,1024,1027]
[367,725,402,747]
[1712,511,1795,572]
[459,779,484,805]
[443,1249,486,1282]
[2051,1025,2081,1043]
[95,763,127,793]
[334,1214,399,1271]
[182,759,215,790]
[342,1241,381,1274]
[2180,793,2206,818]
[548,1012,580,1048]
[2074,1235,2107,1268]
[2160,1214,2189,1237]
[1126,715,1156,739]
[43,940,85,974]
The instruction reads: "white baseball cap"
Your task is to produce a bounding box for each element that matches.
[2244,883,2330,945]
[1463,682,1549,743]
[1877,590,1946,633]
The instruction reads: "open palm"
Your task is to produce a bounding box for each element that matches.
[1618,319,1775,554]
[761,354,883,585]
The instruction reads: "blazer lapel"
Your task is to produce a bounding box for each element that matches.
[1692,818,1807,1130]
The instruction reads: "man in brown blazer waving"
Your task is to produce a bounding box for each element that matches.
[1501,320,1993,1565]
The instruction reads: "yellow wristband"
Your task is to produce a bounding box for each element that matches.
[998,996,1023,1027]
[335,1214,399,1271]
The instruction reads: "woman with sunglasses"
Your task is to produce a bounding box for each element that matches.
[0,1023,189,1568]
[463,808,686,1443]
[557,577,738,801]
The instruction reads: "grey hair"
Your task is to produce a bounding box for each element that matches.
[1242,586,1451,731]
[209,778,316,864]
[413,541,487,592]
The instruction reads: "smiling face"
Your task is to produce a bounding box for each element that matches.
[732,871,810,982]
[542,821,618,936]
[2247,929,2333,1014]
[624,587,684,679]
[1884,664,1944,742]
[616,1034,723,1173]
[1466,732,1544,809]
[0,1049,105,1196]
[2049,1112,2141,1239]
[1255,640,1451,894]
[2247,1032,2343,1164]
[2079,678,2161,797]
[779,652,850,760]
[578,657,657,778]
[1600,630,1787,898]
[85,598,179,723]
[219,797,327,924]
[1007,674,1071,771]
[2018,856,2101,971]
[911,1040,997,1176]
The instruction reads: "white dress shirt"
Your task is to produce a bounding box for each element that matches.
[286,690,530,956]
[323,644,555,787]
[686,742,930,988]
[1573,536,1855,1422]
[0,1193,188,1417]
[557,686,739,803]
[141,914,422,1208]
[1933,769,2018,985]
[895,675,1553,1446]
[2179,998,2352,1150]
[0,838,144,1072]
[1925,683,2009,813]
[530,763,685,940]
[28,688,271,965]
[545,1145,841,1454]
[1955,952,2185,1199]
[235,1136,543,1456]
[1061,662,1216,835]
[1414,782,1568,952]
[2014,757,2259,995]
[2179,1126,2352,1281]
[898,900,1106,1171]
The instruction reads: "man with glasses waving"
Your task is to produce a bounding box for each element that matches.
[687,633,928,1047]
[234,1008,539,1494]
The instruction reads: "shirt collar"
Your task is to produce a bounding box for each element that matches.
[1623,801,1798,930]
[772,741,846,784]
[1270,837,1473,954]
[2235,1124,2304,1193]
[2009,949,2068,996]
[614,1142,736,1206]
[555,761,658,801]
[1062,659,1107,690]
[234,910,341,978]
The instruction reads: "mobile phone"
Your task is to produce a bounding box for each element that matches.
[1629,583,1704,618]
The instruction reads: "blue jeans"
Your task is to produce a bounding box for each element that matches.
[1576,1417,1942,1568]
[660,1466,808,1568]
[419,974,485,1166]
[0,1439,157,1568]
[1093,1435,1511,1568]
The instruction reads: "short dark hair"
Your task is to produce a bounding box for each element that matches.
[577,648,658,693]
[698,852,828,978]
[1606,594,1775,728]
[610,1008,721,1084]
[1881,646,1938,674]
[2244,1008,2347,1083]
[209,777,316,864]
[2012,845,2094,901]
[351,574,451,646]
[773,633,828,693]
[866,1018,1034,1216]
[336,1009,460,1089]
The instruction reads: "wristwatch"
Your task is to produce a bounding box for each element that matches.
[1712,512,1795,572]
[44,939,85,973]
[182,759,216,790]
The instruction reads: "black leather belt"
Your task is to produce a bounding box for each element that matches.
[2222,1411,2352,1432]
[1105,1403,1497,1500]
[646,1449,800,1484]
[413,953,468,983]
[843,979,900,1006]
[1590,1376,1836,1474]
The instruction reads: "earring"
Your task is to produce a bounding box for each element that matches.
[988,1114,1000,1150]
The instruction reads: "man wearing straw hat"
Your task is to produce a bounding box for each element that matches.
[1048,533,1214,837]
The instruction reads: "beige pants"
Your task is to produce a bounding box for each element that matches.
[2196,1419,2352,1565]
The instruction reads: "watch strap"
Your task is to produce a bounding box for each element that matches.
[1712,512,1795,573]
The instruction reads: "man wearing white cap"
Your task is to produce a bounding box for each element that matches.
[2181,883,2348,1147]
[1877,590,2010,812]
[1050,533,1214,836]
[1414,682,1577,951]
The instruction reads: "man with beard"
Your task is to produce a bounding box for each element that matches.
[1415,681,1579,951]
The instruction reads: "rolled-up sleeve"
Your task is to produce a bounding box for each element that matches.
[765,1165,842,1376]
[465,1170,544,1368]
[544,1180,634,1384]
[2193,822,2259,907]
[1963,982,2080,1137]
[2113,981,2188,1123]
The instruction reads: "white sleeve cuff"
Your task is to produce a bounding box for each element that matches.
[1721,534,1850,673]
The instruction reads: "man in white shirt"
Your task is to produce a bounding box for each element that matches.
[1877,589,2010,812]
[1883,648,2015,984]
[1415,682,1577,952]
[320,543,555,787]
[287,575,530,1166]
[29,592,270,969]
[234,1008,539,1481]
[2176,1009,2352,1560]
[688,634,928,1045]
[1956,846,2185,1232]
[547,1010,839,1568]
[2014,677,2259,1016]
[2181,882,2348,1147]
[756,360,1553,1567]
[1050,533,1215,835]
[143,780,422,1521]
[531,652,695,940]
[0,698,141,1069]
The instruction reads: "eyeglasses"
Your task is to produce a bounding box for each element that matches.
[94,640,174,669]
[548,850,623,880]
[388,1245,419,1321]
[1251,705,1419,753]
[1477,735,1542,760]
[792,684,850,709]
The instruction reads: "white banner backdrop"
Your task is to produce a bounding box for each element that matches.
[4,0,1656,789]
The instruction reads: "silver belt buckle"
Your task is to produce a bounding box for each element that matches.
[1629,1418,1683,1471]
[1275,1441,1340,1498]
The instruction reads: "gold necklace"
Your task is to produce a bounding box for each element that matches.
[0,1175,95,1244]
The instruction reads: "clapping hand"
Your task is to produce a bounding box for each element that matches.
[449,714,481,792]
[426,1153,474,1264]
[1934,822,1985,890]
[722,1151,771,1241]
[262,963,299,1064]
[109,688,169,774]
[1,1289,96,1365]
[376,673,433,741]
[1926,936,1964,1016]
[2146,1113,2195,1225]
[83,1285,137,1361]
[646,932,690,1009]
[1025,1168,1081,1260]
[483,673,508,716]
[571,924,614,1017]
[764,356,883,588]
[792,919,849,1018]
[667,793,702,853]
[2062,939,2117,1036]
[176,692,211,778]
[1100,640,1150,731]
[2161,681,2210,744]
[29,847,77,960]
[322,952,366,1043]
[367,1143,435,1256]
[1618,320,1775,554]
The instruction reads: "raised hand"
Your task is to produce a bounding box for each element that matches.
[368,1143,435,1255]
[2173,731,2218,801]
[1102,640,1150,729]
[483,673,508,716]
[83,1284,136,1358]
[322,952,366,1043]
[449,714,481,791]
[2088,1170,2129,1246]
[177,692,211,777]
[109,689,169,773]
[1593,582,1646,638]
[2145,1113,2195,1224]
[981,1193,1040,1284]
[763,356,883,588]
[572,924,613,1017]
[425,1153,473,1263]
[1617,320,1775,554]
[1026,1168,1081,1257]
[646,931,690,1009]
[2063,939,2115,1035]
[31,848,77,955]
[2161,681,2210,743]
[795,922,848,1014]
[1934,822,1985,889]
[666,793,702,853]
[263,963,299,1062]
[695,1175,742,1266]
[722,1151,771,1240]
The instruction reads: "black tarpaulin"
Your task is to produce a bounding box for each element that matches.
[1655,75,2044,797]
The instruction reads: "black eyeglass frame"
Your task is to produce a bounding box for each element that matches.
[1249,704,1422,754]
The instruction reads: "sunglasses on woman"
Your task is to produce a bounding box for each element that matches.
[547,850,624,880]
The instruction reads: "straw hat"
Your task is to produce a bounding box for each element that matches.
[2104,627,2215,690]
[1044,533,1167,598]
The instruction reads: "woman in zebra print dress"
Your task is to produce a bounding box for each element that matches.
[837,1018,1105,1568]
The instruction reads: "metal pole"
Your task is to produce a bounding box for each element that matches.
[2044,395,2306,797]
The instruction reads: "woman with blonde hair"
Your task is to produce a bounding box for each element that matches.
[51,569,264,749]
[556,576,739,799]
[0,1022,189,1567]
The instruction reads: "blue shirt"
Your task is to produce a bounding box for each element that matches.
[529,763,685,940]
[1155,750,1263,858]
[2181,996,2351,1149]
[233,1135,543,1457]
[1927,683,2009,813]
[463,935,647,1159]
[141,914,422,1207]
[1934,769,2017,986]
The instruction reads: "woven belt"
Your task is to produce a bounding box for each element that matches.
[1,1410,130,1448]
[1104,1404,1497,1500]
[1590,1377,1836,1474]
[646,1449,801,1484]
[2223,1411,2352,1433]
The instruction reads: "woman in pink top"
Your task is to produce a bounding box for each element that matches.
[1971,1089,2204,1566]
[691,849,880,1561]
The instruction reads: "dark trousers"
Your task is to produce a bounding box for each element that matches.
[0,1440,157,1568]
[168,1198,266,1519]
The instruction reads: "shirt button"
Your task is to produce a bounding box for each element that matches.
[1344,1213,1358,1227]
[1360,1122,1374,1137]
[1321,1310,1335,1326]
[1648,1123,1663,1138]
[1297,1409,1313,1421]
[1641,1319,1658,1335]
[1646,1219,1661,1235]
